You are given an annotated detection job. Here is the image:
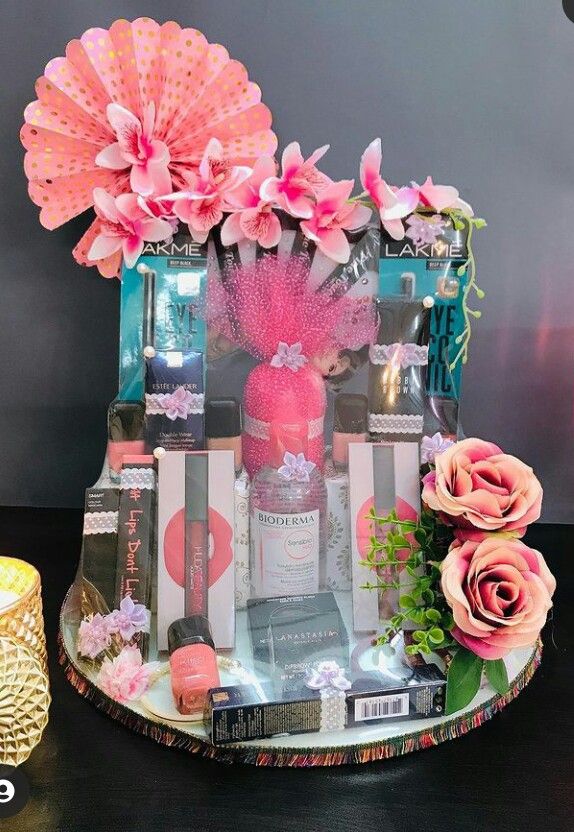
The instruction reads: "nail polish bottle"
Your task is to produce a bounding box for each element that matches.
[332,393,368,471]
[205,398,243,475]
[168,616,220,716]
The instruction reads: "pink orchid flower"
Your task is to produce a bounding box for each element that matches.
[220,156,282,248]
[136,194,179,234]
[260,141,331,218]
[300,179,372,263]
[412,176,473,216]
[359,138,419,240]
[95,102,171,197]
[164,138,252,244]
[87,189,174,269]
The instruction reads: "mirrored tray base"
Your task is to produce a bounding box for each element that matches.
[59,588,542,767]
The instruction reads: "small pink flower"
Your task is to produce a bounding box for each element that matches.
[441,537,555,659]
[359,138,419,240]
[96,646,154,704]
[260,141,331,218]
[220,156,282,248]
[137,194,179,233]
[306,661,351,691]
[412,176,473,216]
[270,341,307,372]
[300,179,372,263]
[165,138,252,243]
[422,437,543,540]
[163,386,195,421]
[405,214,446,247]
[95,103,171,197]
[87,189,174,269]
[421,432,455,464]
[105,596,150,642]
[278,451,316,483]
[78,613,111,660]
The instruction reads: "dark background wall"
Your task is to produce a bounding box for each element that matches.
[1,0,573,520]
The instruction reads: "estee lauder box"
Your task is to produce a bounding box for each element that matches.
[206,663,446,745]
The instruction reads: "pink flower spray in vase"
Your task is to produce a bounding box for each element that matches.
[208,254,375,478]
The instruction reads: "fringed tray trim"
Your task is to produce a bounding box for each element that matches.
[58,628,542,768]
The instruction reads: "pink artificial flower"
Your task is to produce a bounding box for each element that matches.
[278,451,316,483]
[96,645,154,704]
[220,156,282,248]
[137,194,179,233]
[300,179,372,263]
[422,437,543,541]
[105,596,150,642]
[441,537,555,660]
[359,138,419,240]
[412,176,473,216]
[260,141,331,218]
[420,432,455,464]
[77,613,111,660]
[95,103,171,197]
[270,341,308,372]
[87,189,174,269]
[165,138,252,244]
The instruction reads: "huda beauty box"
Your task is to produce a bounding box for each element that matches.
[157,450,235,651]
[349,442,421,632]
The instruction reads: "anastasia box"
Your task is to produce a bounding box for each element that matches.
[206,663,446,745]
[157,449,235,650]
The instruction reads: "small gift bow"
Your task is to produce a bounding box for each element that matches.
[305,661,351,692]
[278,452,316,483]
[270,341,307,372]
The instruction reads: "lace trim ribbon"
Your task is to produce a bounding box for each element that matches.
[368,413,424,434]
[83,511,119,535]
[243,414,324,441]
[319,689,347,732]
[369,343,429,367]
[145,388,204,420]
[120,467,156,491]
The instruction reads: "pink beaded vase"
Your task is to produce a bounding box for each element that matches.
[208,254,376,478]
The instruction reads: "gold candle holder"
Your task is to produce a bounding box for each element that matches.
[0,556,51,766]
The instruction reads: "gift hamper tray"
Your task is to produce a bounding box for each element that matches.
[20,17,553,768]
[59,590,541,767]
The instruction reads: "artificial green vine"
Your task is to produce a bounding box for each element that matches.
[360,507,455,656]
[446,210,487,369]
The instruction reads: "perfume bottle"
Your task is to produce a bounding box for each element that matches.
[249,422,327,599]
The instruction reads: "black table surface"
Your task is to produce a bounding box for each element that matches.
[0,507,572,832]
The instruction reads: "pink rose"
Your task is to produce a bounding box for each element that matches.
[96,646,152,703]
[422,437,542,541]
[441,537,555,660]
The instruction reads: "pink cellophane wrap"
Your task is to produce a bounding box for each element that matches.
[20,17,276,276]
[208,255,376,477]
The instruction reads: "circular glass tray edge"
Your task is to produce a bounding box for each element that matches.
[58,588,542,768]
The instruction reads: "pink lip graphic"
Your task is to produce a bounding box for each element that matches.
[164,507,233,588]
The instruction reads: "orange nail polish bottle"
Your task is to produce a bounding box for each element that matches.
[168,616,220,715]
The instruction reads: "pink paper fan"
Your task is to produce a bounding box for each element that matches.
[21,17,277,276]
